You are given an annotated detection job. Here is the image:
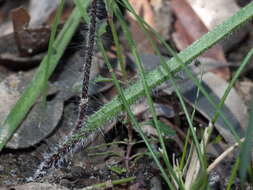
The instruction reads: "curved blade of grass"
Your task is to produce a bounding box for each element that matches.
[73,0,92,23]
[192,47,253,189]
[239,48,253,182]
[40,0,65,113]
[0,4,83,151]
[112,4,184,188]
[117,0,208,174]
[209,47,253,139]
[97,36,175,189]
[226,157,241,190]
[121,0,206,167]
[105,0,128,82]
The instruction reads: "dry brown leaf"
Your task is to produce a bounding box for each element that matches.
[128,0,156,28]
[170,0,230,80]
[127,0,155,53]
[11,8,51,56]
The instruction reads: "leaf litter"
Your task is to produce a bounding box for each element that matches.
[0,0,252,189]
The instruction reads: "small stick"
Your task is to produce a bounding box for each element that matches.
[207,138,245,173]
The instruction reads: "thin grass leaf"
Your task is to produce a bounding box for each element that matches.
[239,49,253,182]
[119,0,206,170]
[113,4,185,188]
[97,34,175,189]
[105,0,128,82]
[40,0,65,111]
[73,0,92,23]
[80,176,135,190]
[45,0,65,84]
[226,157,241,190]
[209,47,253,134]
[0,5,83,151]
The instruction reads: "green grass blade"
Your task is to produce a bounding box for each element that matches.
[226,157,241,190]
[105,1,128,83]
[239,48,253,182]
[0,5,82,151]
[97,36,175,189]
[73,0,92,23]
[112,4,184,188]
[45,0,65,83]
[118,0,208,173]
[40,0,65,107]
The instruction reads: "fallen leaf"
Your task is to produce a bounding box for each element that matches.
[128,0,156,29]
[127,0,173,53]
[186,0,240,30]
[0,71,63,149]
[11,8,51,56]
[170,0,230,79]
[186,0,250,51]
[0,33,44,69]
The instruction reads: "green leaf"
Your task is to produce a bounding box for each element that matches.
[108,165,127,175]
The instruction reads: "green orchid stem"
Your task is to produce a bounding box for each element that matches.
[80,2,253,135]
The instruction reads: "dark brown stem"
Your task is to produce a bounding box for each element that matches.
[32,0,98,180]
[74,0,97,133]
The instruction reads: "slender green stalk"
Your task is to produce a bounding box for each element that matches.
[88,151,122,157]
[180,68,203,170]
[106,1,128,83]
[98,37,175,189]
[73,0,92,23]
[112,4,184,188]
[87,140,143,150]
[239,49,253,182]
[120,0,205,169]
[0,0,81,151]
[180,129,191,170]
[211,47,253,128]
[226,157,241,190]
[190,64,204,122]
[45,0,65,83]
[39,0,65,125]
[81,176,135,190]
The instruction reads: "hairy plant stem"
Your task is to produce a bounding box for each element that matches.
[74,0,97,133]
[33,0,98,179]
